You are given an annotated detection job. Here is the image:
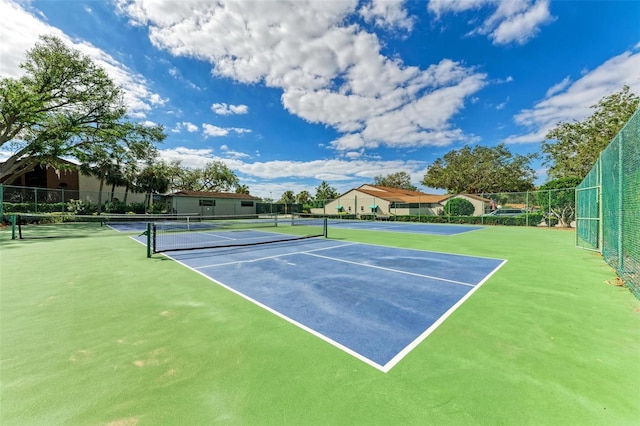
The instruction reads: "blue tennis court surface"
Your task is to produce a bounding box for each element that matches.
[326,219,484,235]
[147,235,506,372]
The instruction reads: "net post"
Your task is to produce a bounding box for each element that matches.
[152,223,157,254]
[10,214,16,240]
[324,216,328,238]
[146,222,152,258]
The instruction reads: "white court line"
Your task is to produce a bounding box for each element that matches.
[165,255,390,372]
[147,236,508,373]
[380,258,508,372]
[302,252,476,287]
[194,242,359,269]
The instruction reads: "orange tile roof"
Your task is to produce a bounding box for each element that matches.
[353,185,449,204]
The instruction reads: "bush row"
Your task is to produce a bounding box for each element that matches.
[392,213,554,226]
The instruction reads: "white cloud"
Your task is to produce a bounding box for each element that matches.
[429,0,554,45]
[496,97,509,110]
[183,122,198,132]
[158,147,218,169]
[172,121,199,133]
[202,123,252,138]
[504,47,640,143]
[0,0,166,118]
[359,0,414,32]
[545,76,572,98]
[220,144,251,159]
[211,103,249,115]
[488,0,554,45]
[116,0,487,151]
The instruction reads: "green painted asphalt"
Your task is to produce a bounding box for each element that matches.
[1,224,638,425]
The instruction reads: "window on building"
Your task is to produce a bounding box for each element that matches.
[241,201,254,207]
[199,199,215,206]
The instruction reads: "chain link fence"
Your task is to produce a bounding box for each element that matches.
[576,109,639,297]
[0,185,150,216]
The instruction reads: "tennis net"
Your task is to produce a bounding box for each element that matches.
[151,215,327,253]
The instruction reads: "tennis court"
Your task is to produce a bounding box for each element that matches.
[2,218,639,425]
[138,234,505,372]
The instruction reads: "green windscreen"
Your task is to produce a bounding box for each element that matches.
[576,109,639,297]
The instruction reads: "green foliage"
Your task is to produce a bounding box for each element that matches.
[279,190,296,203]
[1,36,125,183]
[374,172,417,191]
[542,85,640,180]
[391,213,544,226]
[295,190,312,204]
[537,177,582,227]
[315,180,339,201]
[422,143,537,194]
[235,184,250,194]
[2,202,66,213]
[147,202,166,214]
[0,36,166,191]
[66,199,97,215]
[444,198,475,216]
[169,160,240,192]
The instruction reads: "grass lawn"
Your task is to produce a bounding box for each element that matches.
[1,223,638,425]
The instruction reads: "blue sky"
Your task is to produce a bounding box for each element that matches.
[1,0,639,199]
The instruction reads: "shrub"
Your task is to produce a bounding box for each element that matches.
[444,198,475,216]
[66,199,97,215]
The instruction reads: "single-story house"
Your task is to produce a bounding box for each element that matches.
[163,190,262,216]
[311,184,450,218]
[310,185,495,217]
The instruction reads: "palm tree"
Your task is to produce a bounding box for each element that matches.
[235,184,250,194]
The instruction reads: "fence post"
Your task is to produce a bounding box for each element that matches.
[618,133,624,272]
[0,184,3,218]
[548,190,551,227]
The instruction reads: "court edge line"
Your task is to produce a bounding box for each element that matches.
[380,258,509,373]
[161,251,389,373]
[303,252,476,288]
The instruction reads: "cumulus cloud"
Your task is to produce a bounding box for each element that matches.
[504,47,640,143]
[0,0,166,118]
[115,0,487,151]
[359,0,414,32]
[211,103,249,115]
[202,123,252,138]
[172,121,199,133]
[428,0,554,45]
